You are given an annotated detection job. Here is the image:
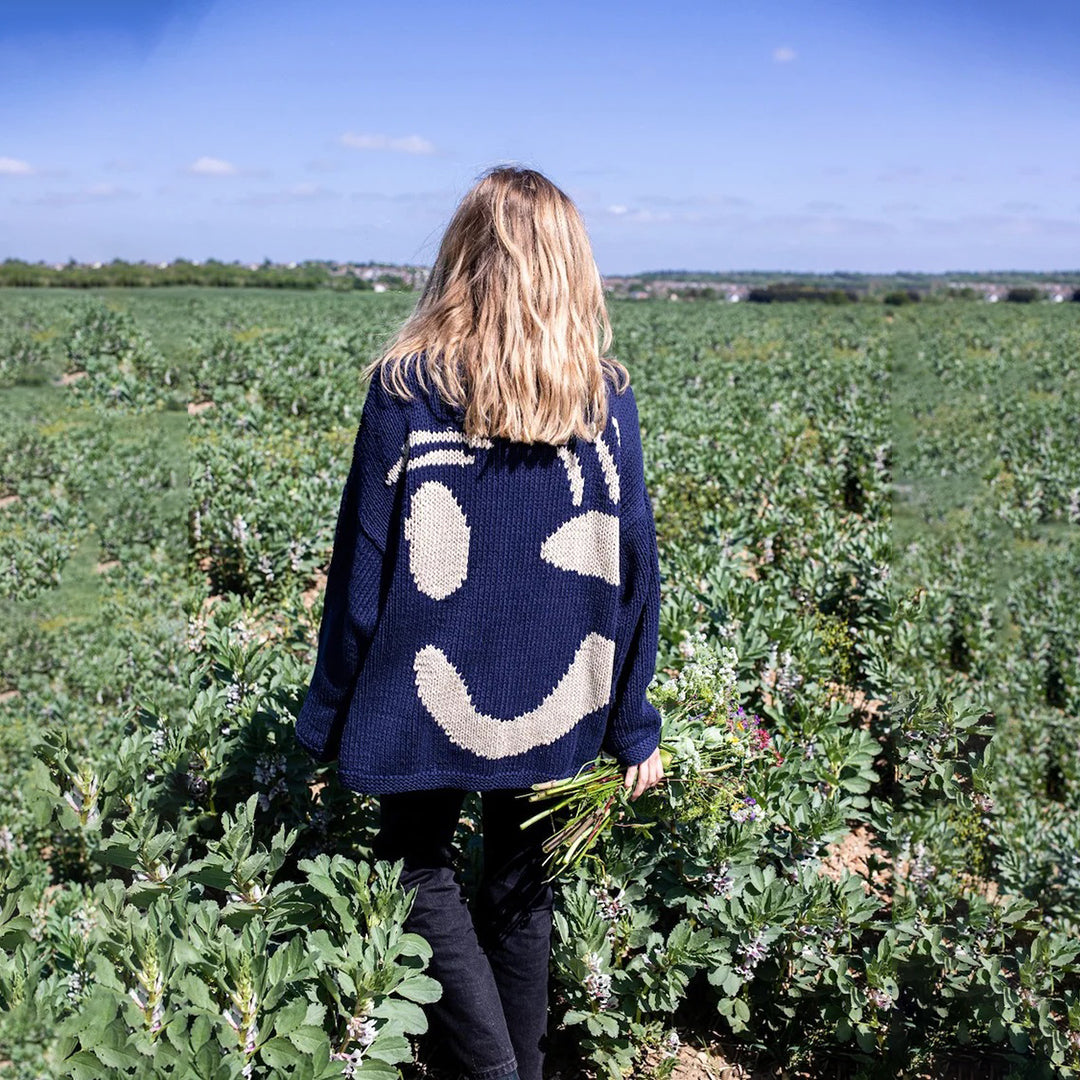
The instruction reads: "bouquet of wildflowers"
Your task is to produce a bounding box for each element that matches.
[518,632,784,879]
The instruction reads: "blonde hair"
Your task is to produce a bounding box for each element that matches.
[362,165,630,445]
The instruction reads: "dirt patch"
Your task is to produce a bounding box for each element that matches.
[958,872,1001,904]
[823,681,885,729]
[199,593,223,617]
[300,568,328,611]
[638,1039,758,1079]
[733,547,760,581]
[818,825,891,899]
[404,1035,768,1080]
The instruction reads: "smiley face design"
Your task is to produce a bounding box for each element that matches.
[384,417,623,760]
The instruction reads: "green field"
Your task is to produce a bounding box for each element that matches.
[1,289,1078,1079]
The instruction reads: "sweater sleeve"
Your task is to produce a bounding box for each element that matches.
[294,373,408,763]
[601,385,664,770]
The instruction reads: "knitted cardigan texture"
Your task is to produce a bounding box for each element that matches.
[294,364,663,794]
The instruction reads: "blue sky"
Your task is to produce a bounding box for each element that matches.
[1,0,1077,273]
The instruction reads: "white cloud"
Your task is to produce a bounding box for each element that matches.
[639,193,754,210]
[17,183,138,207]
[186,156,239,176]
[876,165,924,183]
[348,189,455,210]
[86,183,126,197]
[772,46,797,63]
[734,213,894,238]
[0,157,34,176]
[908,214,1080,240]
[600,194,755,225]
[224,182,339,206]
[339,132,437,155]
[602,205,674,224]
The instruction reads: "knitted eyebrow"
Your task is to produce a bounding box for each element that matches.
[385,428,494,486]
[556,446,584,506]
[555,431,619,506]
[386,424,620,503]
[594,433,620,504]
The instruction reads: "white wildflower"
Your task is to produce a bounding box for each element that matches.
[703,862,734,896]
[347,1014,378,1047]
[734,930,769,978]
[582,951,613,1009]
[331,1049,366,1078]
[230,514,249,544]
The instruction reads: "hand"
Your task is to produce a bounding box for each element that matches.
[623,746,665,801]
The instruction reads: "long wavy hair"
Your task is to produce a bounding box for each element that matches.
[362,165,629,445]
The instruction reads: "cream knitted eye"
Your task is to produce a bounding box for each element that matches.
[540,510,620,585]
[403,480,470,600]
[542,430,621,583]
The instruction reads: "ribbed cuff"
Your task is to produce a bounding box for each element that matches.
[294,696,342,763]
[604,707,662,770]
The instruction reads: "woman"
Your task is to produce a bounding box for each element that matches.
[294,165,664,1080]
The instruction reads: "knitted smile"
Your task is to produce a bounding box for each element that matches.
[413,632,616,760]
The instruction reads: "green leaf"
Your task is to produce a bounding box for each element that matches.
[68,1051,112,1080]
[355,1061,399,1080]
[369,997,427,1034]
[396,932,432,959]
[261,1036,304,1069]
[395,974,442,1004]
[94,1043,143,1070]
[274,997,309,1036]
[179,973,215,1012]
[366,1033,411,1065]
[288,1025,330,1054]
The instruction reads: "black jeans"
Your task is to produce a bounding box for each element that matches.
[372,787,560,1080]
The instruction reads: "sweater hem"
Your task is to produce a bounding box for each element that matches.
[333,764,592,795]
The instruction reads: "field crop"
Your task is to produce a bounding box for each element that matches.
[0,289,1077,1079]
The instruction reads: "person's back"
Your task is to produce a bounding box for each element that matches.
[292,164,664,1080]
[296,359,661,793]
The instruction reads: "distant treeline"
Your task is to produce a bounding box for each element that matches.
[746,282,859,304]
[681,282,1080,304]
[636,268,1080,288]
[3,259,1079,301]
[880,285,1079,305]
[0,259,413,290]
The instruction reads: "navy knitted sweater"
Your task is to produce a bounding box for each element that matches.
[293,363,663,794]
